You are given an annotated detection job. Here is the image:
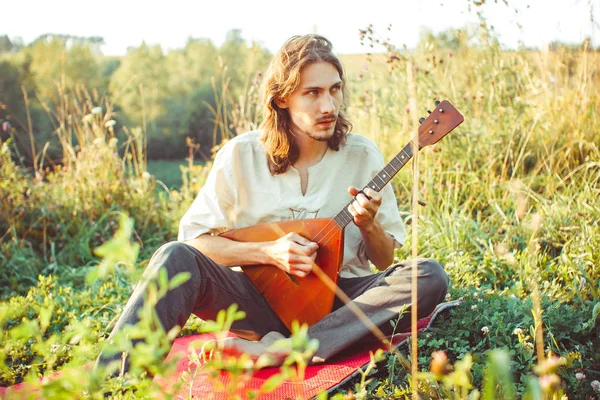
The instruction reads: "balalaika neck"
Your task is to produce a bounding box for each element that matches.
[333,142,414,229]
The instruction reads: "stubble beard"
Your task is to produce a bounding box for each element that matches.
[305,129,333,142]
[305,118,337,142]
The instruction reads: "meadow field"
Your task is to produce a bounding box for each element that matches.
[0,27,598,399]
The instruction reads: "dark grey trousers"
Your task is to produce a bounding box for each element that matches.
[96,241,449,371]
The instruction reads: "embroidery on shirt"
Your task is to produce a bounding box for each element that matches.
[289,207,320,220]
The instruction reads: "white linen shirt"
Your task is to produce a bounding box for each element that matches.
[178,131,405,278]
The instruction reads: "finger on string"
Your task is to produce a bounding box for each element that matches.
[355,194,373,208]
[363,187,380,199]
[352,201,370,217]
[289,232,314,247]
[347,203,357,217]
[290,242,315,256]
[356,189,372,201]
[293,263,312,273]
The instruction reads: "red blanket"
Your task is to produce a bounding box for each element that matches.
[1,301,459,399]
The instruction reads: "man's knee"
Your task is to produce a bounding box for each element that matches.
[146,241,202,284]
[418,258,449,298]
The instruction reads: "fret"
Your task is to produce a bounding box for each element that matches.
[368,181,380,191]
[375,174,386,187]
[398,152,407,163]
[342,208,353,223]
[334,207,353,229]
[383,164,395,177]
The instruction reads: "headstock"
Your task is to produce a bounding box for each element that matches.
[416,100,464,148]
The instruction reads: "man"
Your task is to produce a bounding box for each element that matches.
[97,34,448,375]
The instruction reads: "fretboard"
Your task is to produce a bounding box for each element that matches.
[333,143,414,229]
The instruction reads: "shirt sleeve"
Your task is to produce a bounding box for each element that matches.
[177,145,236,241]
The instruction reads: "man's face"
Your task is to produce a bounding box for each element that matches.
[279,61,343,142]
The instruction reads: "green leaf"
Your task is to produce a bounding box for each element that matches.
[39,304,55,333]
[158,267,168,290]
[85,267,98,286]
[10,320,40,339]
[260,373,286,392]
[523,376,542,400]
[582,302,599,332]
[168,272,190,290]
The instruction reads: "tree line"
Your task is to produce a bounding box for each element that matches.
[0,30,272,164]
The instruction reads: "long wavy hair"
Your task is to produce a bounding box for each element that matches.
[260,34,352,175]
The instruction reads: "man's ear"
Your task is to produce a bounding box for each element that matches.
[275,96,288,109]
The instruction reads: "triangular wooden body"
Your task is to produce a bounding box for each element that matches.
[220,218,344,331]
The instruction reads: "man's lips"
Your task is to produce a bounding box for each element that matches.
[317,118,336,125]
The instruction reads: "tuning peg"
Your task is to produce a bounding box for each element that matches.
[419,117,425,124]
[434,100,440,106]
[427,110,432,114]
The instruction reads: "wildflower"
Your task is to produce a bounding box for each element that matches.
[142,171,151,179]
[575,372,586,381]
[1,121,10,131]
[105,120,116,128]
[445,293,452,300]
[430,351,450,375]
[539,374,561,391]
[92,106,102,114]
[471,305,478,310]
[591,380,600,393]
[481,326,490,335]
[513,328,523,335]
[536,356,566,375]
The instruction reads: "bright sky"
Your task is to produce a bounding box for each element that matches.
[4,0,598,54]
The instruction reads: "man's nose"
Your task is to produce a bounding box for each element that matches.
[320,93,335,114]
